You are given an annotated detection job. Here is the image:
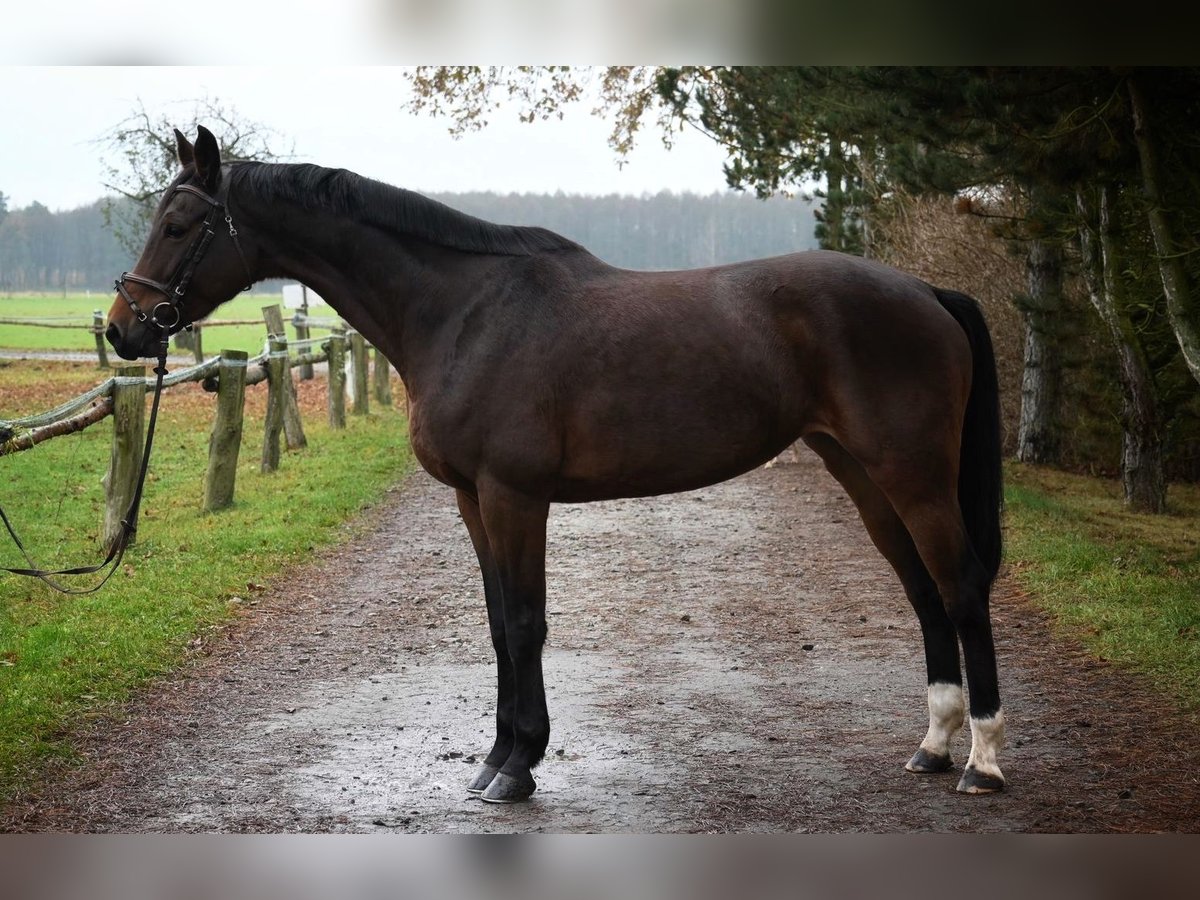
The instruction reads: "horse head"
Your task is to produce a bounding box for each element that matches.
[106,126,254,360]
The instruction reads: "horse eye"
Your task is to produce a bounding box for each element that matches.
[164,223,185,238]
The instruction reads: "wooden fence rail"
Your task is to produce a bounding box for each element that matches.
[1,311,359,374]
[0,317,92,328]
[0,315,267,328]
[0,397,114,454]
[0,312,314,367]
[0,305,396,551]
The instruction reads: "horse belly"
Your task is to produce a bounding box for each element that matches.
[554,381,798,502]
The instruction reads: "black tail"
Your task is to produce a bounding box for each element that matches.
[933,287,1003,583]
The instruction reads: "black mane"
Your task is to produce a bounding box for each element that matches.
[230,162,581,256]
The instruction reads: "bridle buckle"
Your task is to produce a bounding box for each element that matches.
[150,301,182,332]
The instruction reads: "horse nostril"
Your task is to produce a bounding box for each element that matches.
[105,322,120,348]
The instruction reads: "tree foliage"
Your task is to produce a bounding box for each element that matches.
[406,66,678,158]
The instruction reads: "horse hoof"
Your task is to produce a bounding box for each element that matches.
[956,765,1005,794]
[479,771,536,804]
[905,748,953,774]
[466,764,501,794]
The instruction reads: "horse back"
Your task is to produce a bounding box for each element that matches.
[414,249,970,502]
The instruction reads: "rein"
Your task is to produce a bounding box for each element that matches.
[1,177,252,595]
[0,338,168,594]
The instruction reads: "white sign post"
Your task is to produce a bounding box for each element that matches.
[282,283,326,310]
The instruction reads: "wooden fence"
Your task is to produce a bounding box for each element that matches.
[0,310,330,369]
[0,305,397,549]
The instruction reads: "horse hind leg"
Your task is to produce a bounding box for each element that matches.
[871,466,1005,794]
[803,434,966,776]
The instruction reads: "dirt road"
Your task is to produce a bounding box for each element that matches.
[5,448,1198,832]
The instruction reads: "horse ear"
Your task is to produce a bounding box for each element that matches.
[174,128,194,167]
[193,125,222,191]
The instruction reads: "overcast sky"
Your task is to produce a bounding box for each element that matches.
[1,67,735,211]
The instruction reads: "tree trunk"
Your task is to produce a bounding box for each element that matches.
[1016,238,1065,464]
[1127,74,1200,388]
[822,140,845,253]
[1077,187,1167,512]
[857,140,879,260]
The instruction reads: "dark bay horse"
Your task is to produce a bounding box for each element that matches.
[106,127,1007,803]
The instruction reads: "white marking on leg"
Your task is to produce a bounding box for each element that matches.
[966,710,1006,780]
[763,443,801,469]
[919,682,965,758]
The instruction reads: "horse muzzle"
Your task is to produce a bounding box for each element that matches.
[105,313,163,361]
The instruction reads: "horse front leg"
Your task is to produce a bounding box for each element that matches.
[456,489,515,795]
[474,481,551,804]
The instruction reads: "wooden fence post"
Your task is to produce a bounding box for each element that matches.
[293,311,314,381]
[102,365,144,549]
[93,310,109,369]
[261,337,287,472]
[190,325,204,364]
[203,350,248,511]
[328,326,347,430]
[372,346,393,407]
[262,305,307,450]
[350,332,369,416]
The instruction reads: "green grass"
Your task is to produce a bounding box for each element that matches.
[1004,463,1200,709]
[0,362,413,798]
[0,292,298,357]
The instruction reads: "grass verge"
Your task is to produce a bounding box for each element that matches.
[0,361,413,800]
[1004,463,1200,709]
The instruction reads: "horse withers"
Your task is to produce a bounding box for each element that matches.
[107,126,1006,803]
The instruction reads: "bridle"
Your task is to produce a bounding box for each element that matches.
[0,176,254,594]
[114,179,253,335]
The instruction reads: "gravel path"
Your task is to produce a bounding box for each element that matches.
[4,448,1198,832]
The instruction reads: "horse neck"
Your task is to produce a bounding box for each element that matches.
[240,198,489,388]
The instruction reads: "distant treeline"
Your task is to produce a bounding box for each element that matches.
[0,200,128,295]
[437,191,818,270]
[0,190,818,293]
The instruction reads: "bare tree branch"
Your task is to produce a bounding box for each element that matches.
[95,96,292,256]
